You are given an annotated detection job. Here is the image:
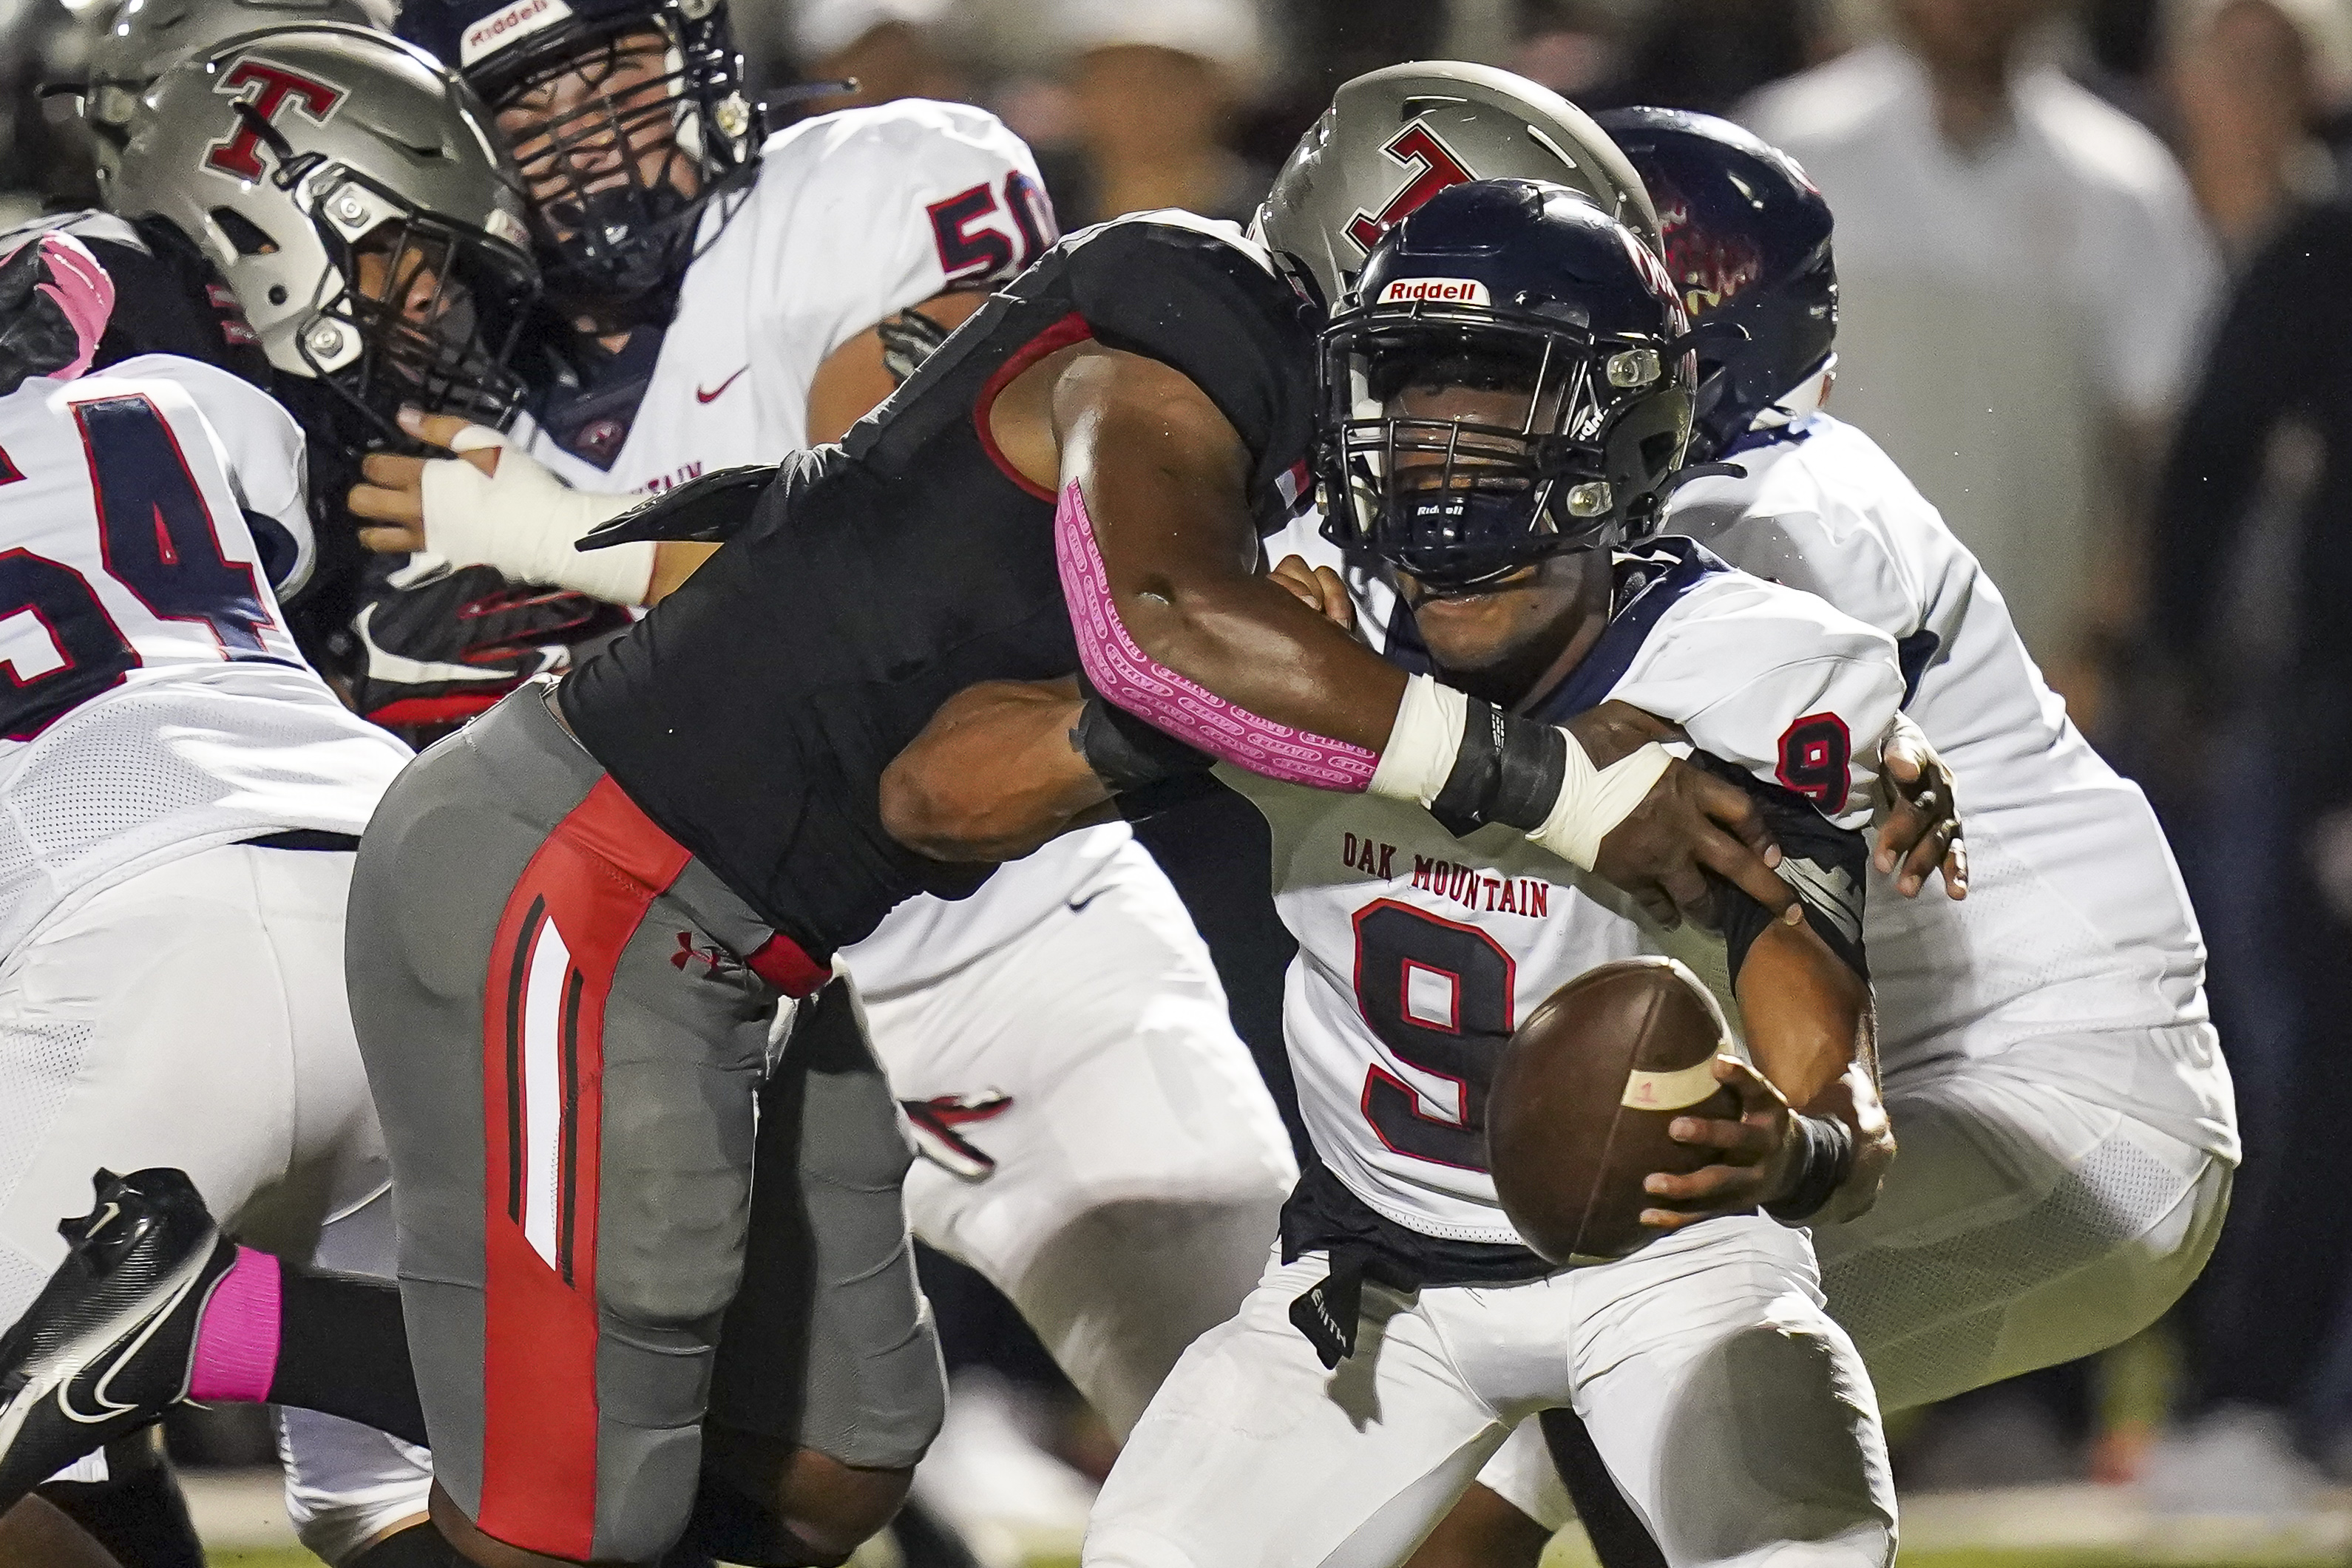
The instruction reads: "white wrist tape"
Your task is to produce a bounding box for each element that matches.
[1526,733,1673,871]
[421,425,654,605]
[1367,674,1468,807]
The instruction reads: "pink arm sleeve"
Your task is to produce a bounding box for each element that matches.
[1054,479,1378,791]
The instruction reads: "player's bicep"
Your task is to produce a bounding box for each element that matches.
[1049,345,1261,576]
[1678,652,1903,832]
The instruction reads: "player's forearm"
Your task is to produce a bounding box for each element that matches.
[1069,467,1407,754]
[880,679,1111,862]
[1049,352,1686,876]
[1733,919,1868,1112]
[1734,918,1891,1219]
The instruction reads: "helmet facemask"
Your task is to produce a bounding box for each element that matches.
[1318,302,1691,592]
[484,15,756,311]
[205,113,537,452]
[305,183,538,443]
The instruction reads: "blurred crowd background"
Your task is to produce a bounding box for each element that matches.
[13,0,2352,1532]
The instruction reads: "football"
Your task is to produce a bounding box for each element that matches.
[1487,957,1743,1263]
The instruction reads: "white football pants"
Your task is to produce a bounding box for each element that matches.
[867,836,1299,1436]
[0,844,387,1523]
[276,1193,431,1563]
[1478,1029,2234,1528]
[0,844,384,1321]
[1086,1218,1894,1568]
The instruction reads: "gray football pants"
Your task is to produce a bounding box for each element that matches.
[344,682,943,1564]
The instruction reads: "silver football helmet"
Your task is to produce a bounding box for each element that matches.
[1256,61,1661,315]
[108,24,537,437]
[83,0,380,178]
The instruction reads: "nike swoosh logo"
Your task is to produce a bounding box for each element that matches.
[55,1255,205,1425]
[696,367,748,404]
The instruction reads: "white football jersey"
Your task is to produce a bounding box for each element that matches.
[518,98,1058,494]
[512,99,1130,987]
[1221,546,1903,1245]
[1667,415,2231,1158]
[0,355,409,957]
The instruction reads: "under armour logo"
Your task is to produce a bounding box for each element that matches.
[670,931,738,976]
[203,59,345,181]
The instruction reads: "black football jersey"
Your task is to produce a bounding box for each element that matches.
[559,214,1319,957]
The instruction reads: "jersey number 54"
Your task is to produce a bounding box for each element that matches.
[0,395,276,741]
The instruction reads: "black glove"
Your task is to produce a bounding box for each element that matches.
[348,560,631,739]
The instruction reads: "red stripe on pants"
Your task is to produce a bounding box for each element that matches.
[477,776,691,1558]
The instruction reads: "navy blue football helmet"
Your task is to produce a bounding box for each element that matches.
[400,0,761,311]
[1593,107,1835,464]
[1316,178,1694,591]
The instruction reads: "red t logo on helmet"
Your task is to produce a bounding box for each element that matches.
[1346,124,1474,254]
[203,60,345,181]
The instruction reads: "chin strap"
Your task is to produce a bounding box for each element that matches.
[1661,460,1748,498]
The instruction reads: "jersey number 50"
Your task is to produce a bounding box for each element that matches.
[0,395,275,740]
[1352,900,1516,1171]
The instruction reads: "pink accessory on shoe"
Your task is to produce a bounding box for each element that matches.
[186,1245,280,1404]
[1054,480,1378,791]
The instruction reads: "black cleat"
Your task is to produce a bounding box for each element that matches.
[0,1169,234,1512]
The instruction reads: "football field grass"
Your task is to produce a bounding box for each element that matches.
[197,1474,2352,1568]
[203,1545,2352,1568]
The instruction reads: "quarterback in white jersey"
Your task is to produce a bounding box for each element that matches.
[0,236,406,1545]
[323,0,1295,1541]
[878,184,1912,1568]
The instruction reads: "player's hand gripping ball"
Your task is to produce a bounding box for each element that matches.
[1488,957,1742,1263]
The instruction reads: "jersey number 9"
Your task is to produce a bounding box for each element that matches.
[1352,899,1516,1171]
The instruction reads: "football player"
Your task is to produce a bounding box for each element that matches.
[0,232,411,1564]
[879,180,1905,1568]
[7,29,575,1568]
[0,66,1851,1568]
[10,1,616,731]
[1427,110,2234,1564]
[353,0,1304,1473]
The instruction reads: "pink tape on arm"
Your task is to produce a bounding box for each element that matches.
[186,1244,282,1403]
[1054,479,1378,791]
[29,233,114,382]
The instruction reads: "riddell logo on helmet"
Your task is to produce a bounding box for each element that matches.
[460,0,574,67]
[1377,277,1490,306]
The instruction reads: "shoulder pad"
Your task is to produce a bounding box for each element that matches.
[580,464,778,549]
